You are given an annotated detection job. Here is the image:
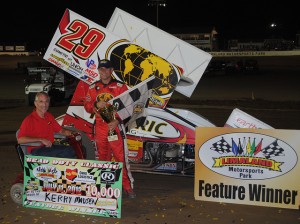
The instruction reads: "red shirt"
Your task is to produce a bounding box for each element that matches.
[18,110,62,153]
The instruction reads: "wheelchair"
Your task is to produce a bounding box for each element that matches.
[10,129,94,205]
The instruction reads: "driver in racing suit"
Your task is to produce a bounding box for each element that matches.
[84,59,135,198]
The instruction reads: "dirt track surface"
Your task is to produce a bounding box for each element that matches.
[1,56,300,223]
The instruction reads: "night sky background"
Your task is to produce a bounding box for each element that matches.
[1,0,298,50]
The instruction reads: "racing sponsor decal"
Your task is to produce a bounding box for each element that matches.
[84,67,98,78]
[49,53,70,67]
[96,93,113,102]
[149,94,165,108]
[86,58,97,69]
[129,116,179,139]
[69,61,84,73]
[133,103,143,114]
[54,47,69,58]
[47,57,63,68]
[156,162,177,171]
[128,115,194,144]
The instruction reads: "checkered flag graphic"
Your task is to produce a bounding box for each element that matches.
[210,137,231,154]
[261,139,285,159]
[109,76,155,130]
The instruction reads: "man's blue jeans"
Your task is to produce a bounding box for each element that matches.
[31,145,76,159]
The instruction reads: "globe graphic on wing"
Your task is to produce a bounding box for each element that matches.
[109,43,180,97]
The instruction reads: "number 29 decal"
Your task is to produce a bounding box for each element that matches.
[56,19,105,60]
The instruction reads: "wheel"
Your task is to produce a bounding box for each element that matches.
[10,183,24,205]
[81,145,87,159]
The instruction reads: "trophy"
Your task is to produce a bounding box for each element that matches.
[99,103,119,141]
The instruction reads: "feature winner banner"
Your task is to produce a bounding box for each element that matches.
[23,155,123,218]
[194,127,300,209]
[43,8,183,109]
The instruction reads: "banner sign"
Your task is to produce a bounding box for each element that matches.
[195,127,300,209]
[43,8,183,109]
[23,155,123,218]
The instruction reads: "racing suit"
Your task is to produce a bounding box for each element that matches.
[84,79,134,192]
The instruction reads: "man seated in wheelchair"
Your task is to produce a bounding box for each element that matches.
[17,91,79,159]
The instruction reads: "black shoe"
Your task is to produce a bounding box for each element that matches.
[125,189,136,199]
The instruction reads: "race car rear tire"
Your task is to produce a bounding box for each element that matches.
[10,183,24,205]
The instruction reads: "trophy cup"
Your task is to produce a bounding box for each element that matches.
[99,103,119,141]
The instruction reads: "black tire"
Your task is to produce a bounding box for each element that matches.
[10,183,24,205]
[62,127,96,160]
[81,134,96,160]
[81,145,87,159]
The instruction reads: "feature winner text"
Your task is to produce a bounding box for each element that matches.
[198,180,298,205]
